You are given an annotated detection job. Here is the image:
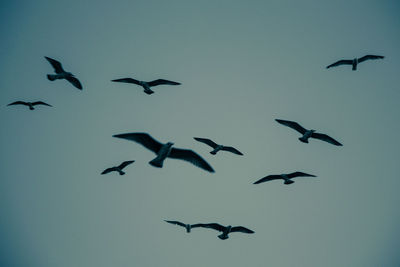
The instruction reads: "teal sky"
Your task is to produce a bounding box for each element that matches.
[1,0,400,266]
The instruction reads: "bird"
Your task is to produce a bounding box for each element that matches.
[253,172,316,185]
[111,78,181,95]
[326,54,384,70]
[193,137,243,155]
[112,133,214,172]
[7,101,52,110]
[45,56,83,89]
[275,119,343,146]
[201,223,254,240]
[164,220,205,233]
[101,160,135,175]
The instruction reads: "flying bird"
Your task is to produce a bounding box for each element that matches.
[111,78,181,95]
[101,160,135,175]
[275,119,343,146]
[201,223,254,240]
[7,101,52,110]
[45,56,83,89]
[113,133,214,173]
[326,54,384,70]
[253,172,316,185]
[193,137,243,155]
[164,220,205,233]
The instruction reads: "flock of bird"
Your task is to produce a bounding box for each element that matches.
[6,53,384,240]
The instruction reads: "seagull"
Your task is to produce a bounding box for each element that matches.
[113,133,214,172]
[201,223,254,240]
[253,172,316,185]
[326,54,384,70]
[275,119,343,146]
[164,220,205,233]
[101,160,135,175]
[193,137,243,155]
[111,78,181,95]
[7,101,52,110]
[45,56,83,89]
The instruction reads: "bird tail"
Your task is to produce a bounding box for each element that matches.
[47,74,57,81]
[144,89,155,95]
[149,157,164,168]
[118,170,126,175]
[218,234,228,240]
[298,137,309,143]
[284,180,294,185]
[352,64,357,71]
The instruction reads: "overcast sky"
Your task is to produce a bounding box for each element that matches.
[1,0,400,266]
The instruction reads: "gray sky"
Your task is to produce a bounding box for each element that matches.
[1,0,400,266]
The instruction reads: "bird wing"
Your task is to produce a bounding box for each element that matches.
[288,172,316,178]
[164,220,186,227]
[221,146,243,155]
[113,133,163,154]
[326,59,353,69]
[65,76,83,89]
[32,101,52,107]
[275,119,307,134]
[169,148,215,173]
[357,55,384,63]
[193,137,219,149]
[191,224,207,228]
[45,56,65,73]
[111,78,141,85]
[118,160,135,169]
[200,223,225,232]
[101,167,116,174]
[231,226,254,234]
[7,101,27,106]
[148,79,181,87]
[253,175,282,184]
[311,132,342,146]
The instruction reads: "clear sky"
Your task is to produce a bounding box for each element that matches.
[1,0,400,266]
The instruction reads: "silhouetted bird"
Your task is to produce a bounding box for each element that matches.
[194,137,243,155]
[111,78,181,95]
[45,56,82,89]
[326,55,384,70]
[101,160,135,175]
[275,119,342,146]
[113,133,214,172]
[253,172,316,185]
[164,220,205,233]
[201,223,254,240]
[7,101,52,110]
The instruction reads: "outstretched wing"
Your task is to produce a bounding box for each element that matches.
[275,119,307,134]
[66,76,83,90]
[113,133,163,154]
[101,167,116,175]
[221,146,243,155]
[45,56,65,73]
[7,101,27,106]
[231,226,254,234]
[193,137,219,149]
[118,160,135,169]
[32,101,52,107]
[200,223,225,232]
[253,175,282,184]
[326,59,353,69]
[164,220,186,228]
[169,148,215,173]
[288,172,316,178]
[148,79,181,87]
[358,55,384,63]
[191,224,207,228]
[311,132,342,146]
[111,78,141,85]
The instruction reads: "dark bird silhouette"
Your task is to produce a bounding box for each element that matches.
[326,55,384,70]
[275,119,342,146]
[111,78,181,95]
[45,56,83,89]
[101,160,135,175]
[7,101,52,110]
[253,172,316,185]
[201,223,254,240]
[164,220,205,233]
[193,137,243,155]
[113,133,214,172]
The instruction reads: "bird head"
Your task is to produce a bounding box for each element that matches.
[166,142,174,147]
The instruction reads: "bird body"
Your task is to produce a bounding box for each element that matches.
[7,101,52,110]
[299,129,315,143]
[326,54,384,70]
[101,160,135,175]
[164,220,204,233]
[210,145,224,155]
[193,137,243,156]
[149,142,174,168]
[45,56,82,89]
[253,172,316,185]
[111,78,181,95]
[202,223,254,240]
